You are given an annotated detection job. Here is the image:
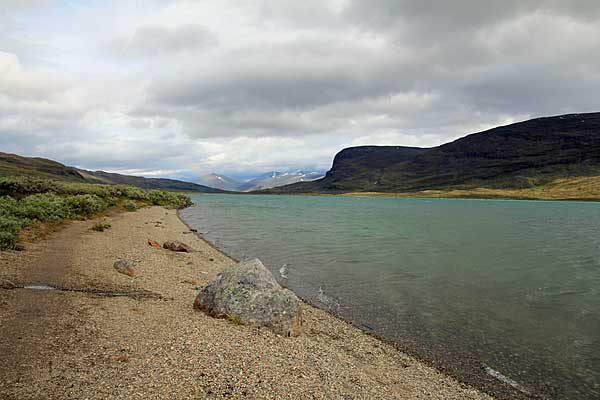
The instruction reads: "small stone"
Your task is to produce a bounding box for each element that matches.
[163,241,194,253]
[113,260,137,277]
[0,279,17,289]
[147,239,161,249]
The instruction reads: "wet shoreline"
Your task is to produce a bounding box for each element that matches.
[179,194,600,400]
[178,208,533,400]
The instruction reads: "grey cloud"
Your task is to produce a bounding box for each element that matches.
[148,37,419,119]
[141,2,600,141]
[112,23,217,56]
[2,1,600,179]
[257,0,343,28]
[342,1,600,34]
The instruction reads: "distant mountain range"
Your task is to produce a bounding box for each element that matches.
[199,171,323,192]
[267,112,600,193]
[5,112,599,196]
[197,173,242,191]
[0,152,223,193]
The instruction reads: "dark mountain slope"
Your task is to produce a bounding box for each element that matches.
[0,152,89,182]
[294,146,428,192]
[0,152,223,193]
[270,112,600,193]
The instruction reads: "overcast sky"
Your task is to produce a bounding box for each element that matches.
[1,1,599,180]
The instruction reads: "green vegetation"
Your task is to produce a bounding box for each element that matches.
[226,314,244,326]
[91,220,112,232]
[342,176,600,201]
[122,200,138,212]
[0,176,192,250]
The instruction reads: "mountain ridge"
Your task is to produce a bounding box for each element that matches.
[266,112,600,193]
[0,151,224,193]
[199,171,323,192]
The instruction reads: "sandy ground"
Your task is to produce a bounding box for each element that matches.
[0,206,495,399]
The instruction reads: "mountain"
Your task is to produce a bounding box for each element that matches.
[198,171,324,191]
[238,171,324,192]
[268,112,600,193]
[198,173,242,191]
[0,151,223,193]
[79,170,224,192]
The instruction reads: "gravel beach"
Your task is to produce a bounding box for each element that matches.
[0,206,495,399]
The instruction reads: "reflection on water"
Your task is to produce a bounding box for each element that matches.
[181,194,600,399]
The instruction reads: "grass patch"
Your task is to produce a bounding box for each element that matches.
[0,176,192,250]
[341,176,600,202]
[122,200,137,212]
[227,314,244,326]
[91,220,112,232]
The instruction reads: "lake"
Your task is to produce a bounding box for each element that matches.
[180,194,600,399]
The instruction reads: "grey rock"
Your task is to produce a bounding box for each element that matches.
[113,260,137,277]
[163,241,194,253]
[194,258,302,336]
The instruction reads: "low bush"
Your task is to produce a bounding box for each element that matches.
[0,176,192,250]
[91,220,112,232]
[63,194,108,218]
[0,214,27,250]
[16,193,69,221]
[0,176,192,209]
[122,200,137,212]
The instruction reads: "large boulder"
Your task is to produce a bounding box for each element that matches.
[194,258,302,336]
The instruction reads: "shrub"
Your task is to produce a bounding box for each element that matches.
[122,200,137,212]
[0,176,191,250]
[16,193,68,221]
[0,214,26,250]
[63,194,107,218]
[91,220,112,232]
[0,176,61,196]
[0,230,18,250]
[0,196,18,216]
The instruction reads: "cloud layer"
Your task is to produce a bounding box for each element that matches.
[1,0,599,179]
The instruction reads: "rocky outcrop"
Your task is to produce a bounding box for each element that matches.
[113,260,137,277]
[163,241,194,253]
[194,258,302,337]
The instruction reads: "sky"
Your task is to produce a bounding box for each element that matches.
[1,0,599,181]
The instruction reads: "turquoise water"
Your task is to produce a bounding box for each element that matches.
[181,194,600,399]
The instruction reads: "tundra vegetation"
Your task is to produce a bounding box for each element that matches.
[0,176,192,250]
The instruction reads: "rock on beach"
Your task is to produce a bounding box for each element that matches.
[113,260,137,277]
[194,258,303,337]
[163,241,194,253]
[147,239,161,249]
